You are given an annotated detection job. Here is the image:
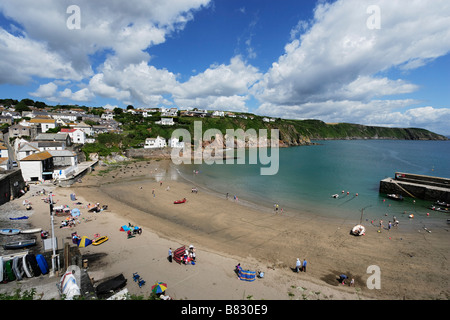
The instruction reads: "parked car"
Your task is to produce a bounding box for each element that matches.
[12,161,18,167]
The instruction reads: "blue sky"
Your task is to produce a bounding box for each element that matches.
[0,0,449,135]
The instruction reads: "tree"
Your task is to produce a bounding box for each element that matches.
[113,107,123,115]
[14,101,31,112]
[126,105,134,110]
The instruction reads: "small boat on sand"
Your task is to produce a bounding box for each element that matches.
[3,239,36,250]
[20,228,42,234]
[0,229,21,236]
[9,216,29,220]
[174,198,187,204]
[351,224,366,236]
[92,236,109,246]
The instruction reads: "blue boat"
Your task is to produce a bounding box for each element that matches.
[36,254,49,275]
[9,216,29,220]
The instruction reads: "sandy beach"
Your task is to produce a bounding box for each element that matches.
[1,159,449,300]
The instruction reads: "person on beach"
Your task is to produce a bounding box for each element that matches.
[168,248,173,263]
[296,258,301,273]
[302,259,307,272]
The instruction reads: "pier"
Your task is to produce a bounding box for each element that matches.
[379,172,450,202]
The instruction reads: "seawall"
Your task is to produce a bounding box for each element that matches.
[379,172,450,202]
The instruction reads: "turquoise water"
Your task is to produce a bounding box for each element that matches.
[177,140,450,225]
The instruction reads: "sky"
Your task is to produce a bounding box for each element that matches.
[0,0,449,135]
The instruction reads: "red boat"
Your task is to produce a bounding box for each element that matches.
[174,198,187,204]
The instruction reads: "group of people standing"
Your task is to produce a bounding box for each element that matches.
[295,258,307,273]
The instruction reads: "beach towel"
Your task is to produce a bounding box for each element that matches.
[238,269,256,282]
[119,225,130,232]
[173,246,186,264]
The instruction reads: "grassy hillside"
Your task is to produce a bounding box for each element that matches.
[82,113,446,158]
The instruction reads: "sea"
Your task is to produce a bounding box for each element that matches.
[175,140,450,229]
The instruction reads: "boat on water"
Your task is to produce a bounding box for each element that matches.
[435,201,450,207]
[351,224,366,236]
[332,194,339,198]
[430,206,449,213]
[20,228,42,234]
[174,198,187,204]
[0,228,21,235]
[3,239,36,250]
[387,194,403,201]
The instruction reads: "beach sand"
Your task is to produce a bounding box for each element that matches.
[2,159,449,300]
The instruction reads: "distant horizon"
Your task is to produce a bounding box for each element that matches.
[0,1,449,135]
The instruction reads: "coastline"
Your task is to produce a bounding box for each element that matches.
[72,159,448,299]
[1,158,449,300]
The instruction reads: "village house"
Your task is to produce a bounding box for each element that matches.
[155,118,175,126]
[20,151,54,182]
[144,136,167,149]
[30,118,58,133]
[212,111,225,117]
[16,143,40,160]
[0,157,13,171]
[168,137,184,148]
[60,128,86,144]
[34,132,72,147]
[0,115,13,125]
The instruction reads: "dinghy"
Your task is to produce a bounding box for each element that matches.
[12,256,25,281]
[20,228,42,234]
[174,198,187,204]
[0,228,21,235]
[22,254,34,278]
[351,224,366,236]
[3,239,36,250]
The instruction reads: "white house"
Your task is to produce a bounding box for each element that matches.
[144,136,167,149]
[20,151,54,182]
[168,137,184,148]
[30,118,57,133]
[155,118,175,126]
[262,117,270,122]
[101,112,114,120]
[17,143,40,160]
[212,111,225,117]
[61,128,86,144]
[0,157,12,171]
[0,143,8,158]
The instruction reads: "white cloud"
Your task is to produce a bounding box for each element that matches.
[29,82,58,98]
[252,0,450,135]
[59,87,93,102]
[173,56,261,109]
[0,29,85,84]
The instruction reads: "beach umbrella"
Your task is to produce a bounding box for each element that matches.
[71,208,81,217]
[151,282,168,294]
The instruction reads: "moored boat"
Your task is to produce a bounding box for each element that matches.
[430,205,449,213]
[3,239,36,250]
[387,194,403,201]
[174,198,187,204]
